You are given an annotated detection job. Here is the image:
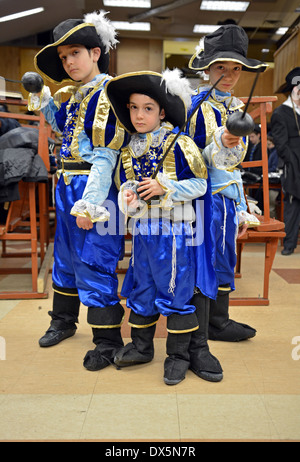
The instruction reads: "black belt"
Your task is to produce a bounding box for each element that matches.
[57,159,92,171]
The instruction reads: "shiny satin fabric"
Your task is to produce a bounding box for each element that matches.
[52,174,124,308]
[192,184,218,300]
[121,218,196,318]
[211,193,238,291]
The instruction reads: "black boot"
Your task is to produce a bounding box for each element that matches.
[83,303,124,371]
[39,285,80,347]
[164,312,198,386]
[209,288,256,342]
[114,312,160,367]
[189,292,223,382]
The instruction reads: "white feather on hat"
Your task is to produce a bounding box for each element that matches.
[161,68,194,110]
[84,10,119,53]
[195,37,205,57]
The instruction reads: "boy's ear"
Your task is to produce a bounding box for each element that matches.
[160,108,166,120]
[92,47,101,62]
[204,69,209,75]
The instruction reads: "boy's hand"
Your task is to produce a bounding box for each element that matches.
[76,216,93,230]
[222,127,241,148]
[123,189,139,208]
[137,178,164,201]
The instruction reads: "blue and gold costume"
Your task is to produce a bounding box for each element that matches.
[188,86,258,342]
[115,123,208,324]
[30,11,133,371]
[105,69,224,384]
[187,23,266,342]
[33,74,128,321]
[188,87,249,293]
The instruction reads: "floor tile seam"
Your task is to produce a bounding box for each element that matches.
[78,374,104,439]
[254,392,281,439]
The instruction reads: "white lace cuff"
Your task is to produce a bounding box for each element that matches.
[28,85,51,111]
[155,172,176,209]
[237,210,260,228]
[211,126,246,170]
[70,199,110,222]
[118,181,148,219]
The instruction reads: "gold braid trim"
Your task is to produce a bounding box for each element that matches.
[52,85,79,109]
[202,102,219,147]
[167,326,199,334]
[93,90,126,150]
[53,288,79,297]
[176,135,207,179]
[70,78,107,160]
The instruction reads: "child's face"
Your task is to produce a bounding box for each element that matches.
[57,44,101,84]
[127,93,166,134]
[205,61,242,93]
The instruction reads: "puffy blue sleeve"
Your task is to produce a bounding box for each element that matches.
[70,86,129,222]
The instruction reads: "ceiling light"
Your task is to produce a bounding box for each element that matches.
[112,21,151,31]
[261,48,270,53]
[103,0,151,7]
[193,25,220,34]
[0,7,44,23]
[276,27,289,35]
[200,1,249,12]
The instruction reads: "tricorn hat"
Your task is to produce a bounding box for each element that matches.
[277,67,300,93]
[189,25,267,73]
[105,69,193,134]
[35,11,118,84]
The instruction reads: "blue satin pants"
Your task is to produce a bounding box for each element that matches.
[52,174,124,308]
[211,193,238,291]
[122,218,196,318]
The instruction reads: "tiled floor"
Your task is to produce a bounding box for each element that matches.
[0,240,299,442]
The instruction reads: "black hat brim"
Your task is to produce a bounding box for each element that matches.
[189,50,267,73]
[276,82,294,94]
[105,72,186,134]
[276,67,300,93]
[35,23,109,84]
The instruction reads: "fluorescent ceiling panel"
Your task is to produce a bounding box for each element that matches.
[193,25,220,33]
[103,0,151,7]
[112,21,151,31]
[276,27,289,35]
[0,7,44,23]
[200,1,249,11]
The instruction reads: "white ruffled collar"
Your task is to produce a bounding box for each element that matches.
[199,85,243,111]
[74,74,108,102]
[128,122,173,158]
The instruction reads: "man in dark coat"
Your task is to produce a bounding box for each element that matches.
[271,67,300,255]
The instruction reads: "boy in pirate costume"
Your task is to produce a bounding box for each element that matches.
[188,25,266,342]
[106,69,223,385]
[28,11,128,371]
